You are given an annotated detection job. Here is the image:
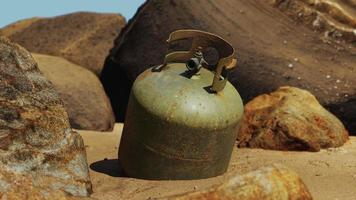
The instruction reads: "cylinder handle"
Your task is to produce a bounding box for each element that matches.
[152,29,237,92]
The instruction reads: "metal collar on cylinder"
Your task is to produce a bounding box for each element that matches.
[152,29,237,92]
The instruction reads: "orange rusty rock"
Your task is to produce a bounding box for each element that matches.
[237,86,349,151]
[164,164,313,200]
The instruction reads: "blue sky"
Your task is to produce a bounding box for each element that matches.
[0,0,146,28]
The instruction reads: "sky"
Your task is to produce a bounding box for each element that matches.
[0,0,146,28]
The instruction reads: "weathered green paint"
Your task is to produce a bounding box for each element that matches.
[119,63,243,180]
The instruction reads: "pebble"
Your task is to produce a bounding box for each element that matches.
[283,40,287,45]
[336,79,341,83]
[288,63,294,68]
[294,58,299,62]
[194,186,198,190]
[326,75,331,79]
[297,77,301,80]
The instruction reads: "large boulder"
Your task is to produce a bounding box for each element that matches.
[33,53,115,131]
[0,12,126,75]
[0,37,92,197]
[101,0,356,134]
[237,86,349,151]
[164,164,313,200]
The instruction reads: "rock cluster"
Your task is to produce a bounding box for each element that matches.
[33,53,115,131]
[237,86,349,151]
[164,164,313,200]
[0,37,92,197]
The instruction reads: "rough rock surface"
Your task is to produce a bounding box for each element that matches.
[0,12,126,75]
[271,0,356,43]
[33,53,115,131]
[101,0,356,134]
[0,37,92,197]
[164,164,312,200]
[237,86,349,151]
[0,168,89,200]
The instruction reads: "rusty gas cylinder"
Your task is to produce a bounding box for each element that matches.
[118,29,243,180]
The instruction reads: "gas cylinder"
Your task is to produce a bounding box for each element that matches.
[119,29,243,180]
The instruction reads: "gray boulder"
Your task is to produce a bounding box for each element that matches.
[0,37,92,197]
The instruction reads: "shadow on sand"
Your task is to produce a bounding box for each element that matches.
[90,159,127,177]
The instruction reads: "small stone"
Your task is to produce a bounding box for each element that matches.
[288,63,294,68]
[193,186,198,190]
[312,16,322,29]
[294,58,299,62]
[334,86,338,89]
[297,77,301,80]
[326,75,331,79]
[283,40,288,44]
[336,79,341,83]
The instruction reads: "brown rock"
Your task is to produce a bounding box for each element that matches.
[33,53,115,131]
[0,37,92,196]
[0,17,40,37]
[271,0,356,43]
[100,0,356,134]
[164,164,313,200]
[237,86,349,151]
[0,12,126,75]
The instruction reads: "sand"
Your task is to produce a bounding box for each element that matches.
[79,124,356,200]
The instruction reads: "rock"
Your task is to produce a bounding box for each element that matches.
[0,37,92,196]
[271,0,356,43]
[33,53,115,131]
[0,12,126,75]
[0,17,40,37]
[100,0,356,135]
[0,168,89,200]
[164,164,313,200]
[237,86,349,151]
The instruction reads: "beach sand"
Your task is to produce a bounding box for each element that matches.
[79,124,356,200]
